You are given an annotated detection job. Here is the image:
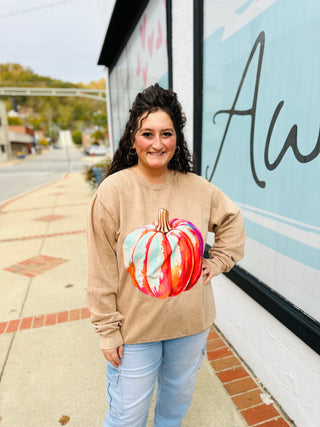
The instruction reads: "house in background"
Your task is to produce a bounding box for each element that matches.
[97,2,320,427]
[8,125,35,157]
[0,102,12,162]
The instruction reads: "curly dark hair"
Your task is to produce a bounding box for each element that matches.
[106,84,193,176]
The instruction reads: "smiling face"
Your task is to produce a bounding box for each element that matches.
[132,110,177,178]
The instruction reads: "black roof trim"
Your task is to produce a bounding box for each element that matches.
[98,0,150,70]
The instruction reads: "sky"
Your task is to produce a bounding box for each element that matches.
[0,0,110,84]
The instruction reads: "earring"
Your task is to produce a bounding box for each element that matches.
[175,146,180,154]
[128,147,137,156]
[127,147,137,163]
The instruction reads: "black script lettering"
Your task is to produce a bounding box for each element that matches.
[265,100,320,169]
[206,31,266,188]
[206,31,320,188]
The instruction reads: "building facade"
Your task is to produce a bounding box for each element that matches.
[0,102,11,162]
[8,125,35,157]
[97,2,320,426]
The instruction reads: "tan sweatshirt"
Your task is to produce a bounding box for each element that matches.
[87,168,245,350]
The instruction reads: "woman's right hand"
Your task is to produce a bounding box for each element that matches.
[102,345,123,368]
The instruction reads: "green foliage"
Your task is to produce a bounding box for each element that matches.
[84,158,111,188]
[0,63,107,138]
[92,129,105,142]
[93,110,108,131]
[8,116,23,125]
[49,123,59,144]
[39,138,50,146]
[27,115,43,129]
[72,130,82,146]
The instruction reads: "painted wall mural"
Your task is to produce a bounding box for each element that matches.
[202,0,320,321]
[109,0,169,146]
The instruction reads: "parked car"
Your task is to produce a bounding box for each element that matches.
[84,145,108,156]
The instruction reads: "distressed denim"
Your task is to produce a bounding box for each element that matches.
[104,328,209,427]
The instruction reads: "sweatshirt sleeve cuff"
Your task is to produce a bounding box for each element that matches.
[99,329,123,350]
[206,257,227,277]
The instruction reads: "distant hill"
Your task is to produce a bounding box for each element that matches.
[0,63,107,140]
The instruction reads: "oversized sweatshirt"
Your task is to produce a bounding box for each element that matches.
[87,168,245,350]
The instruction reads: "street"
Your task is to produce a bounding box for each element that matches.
[0,145,85,202]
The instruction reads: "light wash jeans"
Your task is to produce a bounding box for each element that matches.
[104,328,210,427]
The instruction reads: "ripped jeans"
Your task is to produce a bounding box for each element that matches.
[104,328,210,427]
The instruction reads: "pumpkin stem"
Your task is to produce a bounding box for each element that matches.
[157,208,172,233]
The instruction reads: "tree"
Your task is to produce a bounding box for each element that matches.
[93,110,107,128]
[72,130,82,146]
[27,115,43,129]
[92,129,105,143]
[39,138,50,146]
[49,123,59,144]
[57,104,73,129]
[8,116,23,125]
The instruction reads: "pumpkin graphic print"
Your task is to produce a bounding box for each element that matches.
[123,209,204,299]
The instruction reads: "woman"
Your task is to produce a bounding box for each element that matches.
[87,84,245,426]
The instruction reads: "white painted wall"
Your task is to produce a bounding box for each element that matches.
[213,274,320,427]
[171,0,194,152]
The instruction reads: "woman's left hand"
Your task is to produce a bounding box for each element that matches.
[202,259,215,285]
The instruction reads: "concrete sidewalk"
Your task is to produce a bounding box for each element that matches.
[0,172,281,426]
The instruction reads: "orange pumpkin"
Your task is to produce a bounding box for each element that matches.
[123,208,203,299]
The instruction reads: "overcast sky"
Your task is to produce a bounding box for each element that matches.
[0,0,109,84]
